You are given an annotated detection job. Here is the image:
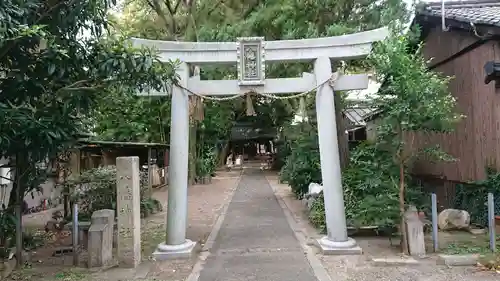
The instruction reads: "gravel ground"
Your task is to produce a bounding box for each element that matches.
[266,173,499,281]
[15,169,241,281]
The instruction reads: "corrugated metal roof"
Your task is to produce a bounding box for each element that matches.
[420,0,500,27]
[343,107,378,126]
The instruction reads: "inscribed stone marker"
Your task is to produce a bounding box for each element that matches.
[116,156,141,268]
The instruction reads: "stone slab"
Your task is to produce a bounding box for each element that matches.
[372,257,420,266]
[436,254,479,266]
[468,228,487,235]
[317,243,363,255]
[91,209,115,226]
[0,258,17,279]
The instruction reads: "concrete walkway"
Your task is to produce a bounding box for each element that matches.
[197,168,319,281]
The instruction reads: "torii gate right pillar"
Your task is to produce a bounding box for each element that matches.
[314,57,361,254]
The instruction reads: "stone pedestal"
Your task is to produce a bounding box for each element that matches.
[317,237,362,255]
[88,209,115,268]
[88,224,110,267]
[116,157,142,268]
[314,57,361,255]
[153,240,197,260]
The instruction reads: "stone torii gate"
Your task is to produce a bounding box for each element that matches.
[132,27,388,260]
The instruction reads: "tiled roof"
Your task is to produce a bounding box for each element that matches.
[419,0,500,27]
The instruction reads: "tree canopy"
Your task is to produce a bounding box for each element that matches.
[0,0,178,263]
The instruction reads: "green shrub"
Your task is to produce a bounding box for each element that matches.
[0,209,15,259]
[279,122,321,198]
[454,167,500,227]
[196,146,218,180]
[308,142,428,231]
[65,166,152,220]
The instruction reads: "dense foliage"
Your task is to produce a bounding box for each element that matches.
[280,31,460,254]
[0,0,176,196]
[0,0,176,263]
[454,167,500,227]
[99,0,411,181]
[308,143,428,232]
[92,91,171,143]
[368,32,461,252]
[66,166,162,221]
[279,122,321,197]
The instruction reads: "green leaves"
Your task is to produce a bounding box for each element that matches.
[0,0,177,203]
[369,31,463,164]
[91,88,171,143]
[279,122,322,197]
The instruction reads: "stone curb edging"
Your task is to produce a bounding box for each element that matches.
[185,171,243,281]
[265,175,333,281]
[371,257,421,266]
[436,254,480,266]
[370,252,482,267]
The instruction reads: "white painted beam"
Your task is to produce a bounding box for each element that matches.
[188,73,368,96]
[131,27,389,64]
[137,73,368,97]
[188,73,315,95]
[331,74,369,92]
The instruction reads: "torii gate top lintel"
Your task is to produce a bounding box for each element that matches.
[133,27,388,96]
[131,27,388,64]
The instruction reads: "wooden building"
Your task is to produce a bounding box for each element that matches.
[405,1,500,205]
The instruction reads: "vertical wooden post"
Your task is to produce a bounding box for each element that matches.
[72,203,79,266]
[147,147,152,197]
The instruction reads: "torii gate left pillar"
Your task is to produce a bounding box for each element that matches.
[133,28,388,259]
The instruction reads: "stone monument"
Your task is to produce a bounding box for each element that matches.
[116,156,141,268]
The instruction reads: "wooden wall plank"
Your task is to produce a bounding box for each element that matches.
[410,27,499,182]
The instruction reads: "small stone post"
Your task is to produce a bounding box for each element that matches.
[88,209,115,268]
[116,156,141,268]
[314,57,361,254]
[405,206,426,257]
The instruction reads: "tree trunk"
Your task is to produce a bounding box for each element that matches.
[218,142,230,167]
[399,161,409,255]
[334,93,349,170]
[188,117,197,185]
[10,155,24,267]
